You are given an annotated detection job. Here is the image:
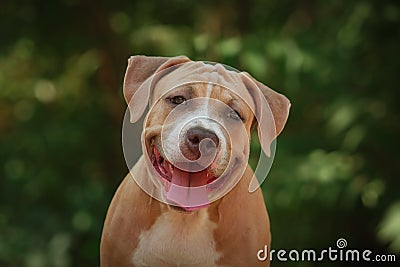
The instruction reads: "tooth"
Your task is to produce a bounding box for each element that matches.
[165,180,171,192]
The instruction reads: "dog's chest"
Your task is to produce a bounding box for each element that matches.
[132,209,220,267]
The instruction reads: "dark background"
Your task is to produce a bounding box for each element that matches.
[1,0,399,266]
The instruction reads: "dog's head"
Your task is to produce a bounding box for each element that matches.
[123,55,290,211]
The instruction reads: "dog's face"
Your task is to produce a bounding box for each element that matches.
[123,56,290,211]
[144,82,254,211]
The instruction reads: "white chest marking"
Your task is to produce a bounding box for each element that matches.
[132,209,220,267]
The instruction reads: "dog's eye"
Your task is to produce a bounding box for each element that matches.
[169,96,186,105]
[228,110,243,121]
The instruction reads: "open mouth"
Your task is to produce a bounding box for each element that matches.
[150,144,219,211]
[151,145,218,189]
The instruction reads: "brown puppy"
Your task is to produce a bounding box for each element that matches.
[100,56,290,267]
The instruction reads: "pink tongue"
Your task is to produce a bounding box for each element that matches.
[165,167,210,210]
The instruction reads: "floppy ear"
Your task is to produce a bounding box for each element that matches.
[241,73,291,156]
[123,55,191,123]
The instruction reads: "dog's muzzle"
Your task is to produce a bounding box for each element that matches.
[150,125,223,211]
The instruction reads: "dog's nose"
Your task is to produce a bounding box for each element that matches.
[185,127,219,158]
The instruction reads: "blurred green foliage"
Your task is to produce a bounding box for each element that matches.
[0,0,399,266]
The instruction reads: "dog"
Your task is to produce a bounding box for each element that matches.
[100,55,290,267]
